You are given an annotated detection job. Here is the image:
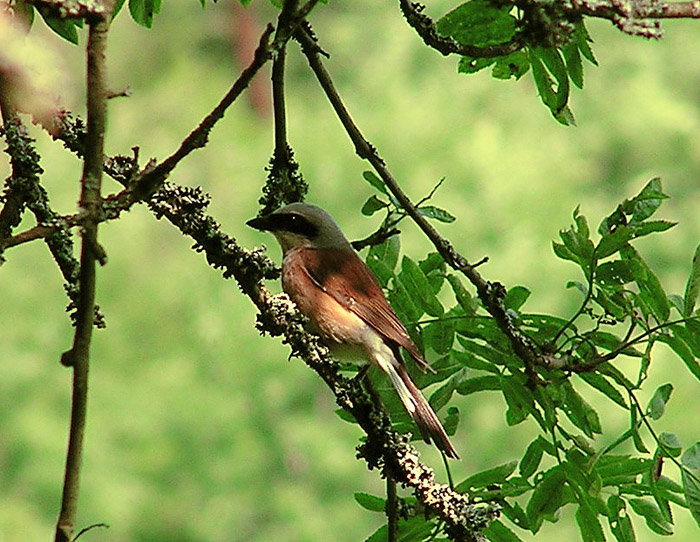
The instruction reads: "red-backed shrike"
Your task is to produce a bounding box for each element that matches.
[247,203,459,459]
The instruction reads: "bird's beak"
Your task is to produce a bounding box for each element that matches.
[246,215,273,232]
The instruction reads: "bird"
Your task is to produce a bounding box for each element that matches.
[247,202,459,459]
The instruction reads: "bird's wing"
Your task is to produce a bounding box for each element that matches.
[298,247,432,372]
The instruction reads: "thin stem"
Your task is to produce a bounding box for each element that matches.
[627,387,700,486]
[386,477,398,542]
[272,0,297,156]
[54,14,110,542]
[551,259,596,349]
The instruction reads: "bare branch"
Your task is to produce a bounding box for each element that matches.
[54,13,110,542]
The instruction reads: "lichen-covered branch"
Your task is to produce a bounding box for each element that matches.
[147,183,497,540]
[401,0,700,56]
[26,0,110,20]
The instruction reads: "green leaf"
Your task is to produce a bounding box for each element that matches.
[552,240,578,264]
[624,178,668,223]
[129,0,162,27]
[682,442,700,469]
[557,207,594,266]
[424,318,455,354]
[658,432,682,458]
[597,455,650,484]
[334,407,356,424]
[456,460,518,492]
[504,286,530,311]
[629,219,676,238]
[417,205,456,223]
[631,406,649,454]
[621,245,670,323]
[658,332,700,383]
[361,195,388,216]
[38,10,79,44]
[683,244,700,317]
[530,47,571,123]
[647,383,673,420]
[362,170,387,195]
[399,256,444,317]
[492,51,531,80]
[578,372,627,409]
[562,41,583,89]
[437,0,517,47]
[484,519,525,542]
[596,260,634,286]
[459,56,496,74]
[526,466,567,533]
[628,498,674,535]
[501,375,532,426]
[681,443,700,529]
[607,495,636,542]
[447,274,476,314]
[575,22,598,65]
[596,226,635,260]
[389,274,422,323]
[443,405,460,435]
[354,492,385,512]
[366,235,400,287]
[520,438,544,478]
[561,381,601,437]
[575,501,606,542]
[456,375,501,395]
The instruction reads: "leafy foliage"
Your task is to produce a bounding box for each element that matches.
[356,176,700,541]
[437,1,598,124]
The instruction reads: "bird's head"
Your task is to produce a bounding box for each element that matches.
[246,203,352,254]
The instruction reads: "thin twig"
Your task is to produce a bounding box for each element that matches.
[387,477,399,542]
[54,14,110,542]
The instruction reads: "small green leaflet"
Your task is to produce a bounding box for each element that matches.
[437,0,517,47]
[484,519,525,542]
[646,383,673,420]
[575,500,606,542]
[628,498,674,535]
[456,460,518,491]
[417,205,456,223]
[399,256,444,317]
[682,443,700,529]
[607,495,636,542]
[362,170,387,195]
[353,492,385,512]
[129,0,162,28]
[361,195,387,216]
[38,9,80,44]
[683,243,700,317]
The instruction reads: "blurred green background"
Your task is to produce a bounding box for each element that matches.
[2,1,700,540]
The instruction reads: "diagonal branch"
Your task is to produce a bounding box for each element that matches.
[147,183,497,540]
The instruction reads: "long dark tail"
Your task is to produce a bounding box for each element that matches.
[386,363,460,460]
